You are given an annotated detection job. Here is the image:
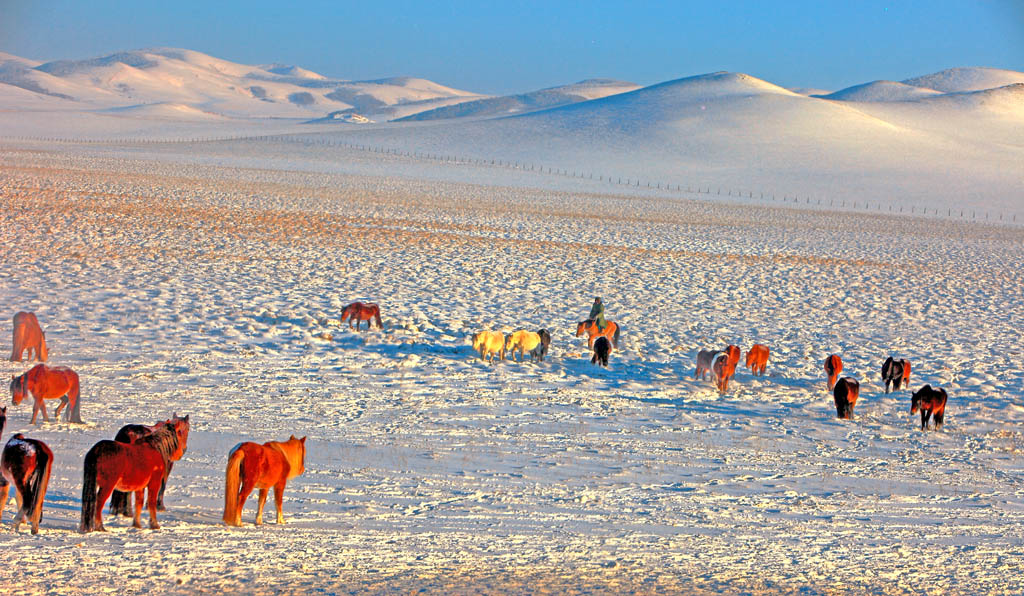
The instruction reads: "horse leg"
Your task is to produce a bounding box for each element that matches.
[0,482,8,523]
[54,397,67,421]
[273,482,287,524]
[94,484,116,532]
[236,476,258,526]
[157,463,173,511]
[921,409,929,431]
[133,490,145,528]
[12,486,25,529]
[255,488,269,526]
[146,477,161,529]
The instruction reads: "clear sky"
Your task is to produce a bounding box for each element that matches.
[2,0,1021,94]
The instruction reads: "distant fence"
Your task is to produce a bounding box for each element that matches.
[1,133,1019,225]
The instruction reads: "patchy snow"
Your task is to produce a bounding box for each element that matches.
[0,138,1021,594]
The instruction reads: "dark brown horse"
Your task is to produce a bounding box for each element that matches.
[911,385,948,430]
[531,329,552,362]
[833,377,860,419]
[591,336,612,367]
[108,414,191,517]
[0,405,53,534]
[79,418,188,532]
[341,302,382,330]
[824,355,843,392]
[881,357,910,393]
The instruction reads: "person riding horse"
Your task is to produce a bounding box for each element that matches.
[589,297,607,331]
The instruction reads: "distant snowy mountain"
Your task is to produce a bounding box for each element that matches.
[902,67,1024,93]
[814,80,943,102]
[0,47,483,119]
[395,79,639,122]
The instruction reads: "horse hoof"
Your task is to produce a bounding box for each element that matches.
[150,524,160,530]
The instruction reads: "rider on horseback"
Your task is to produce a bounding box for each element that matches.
[589,297,607,331]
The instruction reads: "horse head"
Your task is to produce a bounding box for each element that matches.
[575,321,588,337]
[172,414,191,456]
[10,374,26,405]
[285,435,307,478]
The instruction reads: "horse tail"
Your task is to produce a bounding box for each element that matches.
[374,308,382,329]
[223,445,245,525]
[27,441,53,532]
[612,324,621,349]
[79,444,100,533]
[68,373,83,423]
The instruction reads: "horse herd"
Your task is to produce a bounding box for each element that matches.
[471,316,949,431]
[3,311,307,535]
[2,302,950,536]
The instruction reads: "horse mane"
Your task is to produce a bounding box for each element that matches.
[139,423,180,461]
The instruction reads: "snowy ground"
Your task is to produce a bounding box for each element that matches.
[1,141,1022,595]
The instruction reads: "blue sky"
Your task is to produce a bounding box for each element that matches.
[2,0,1021,94]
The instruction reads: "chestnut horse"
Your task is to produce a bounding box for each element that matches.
[10,364,83,424]
[723,345,741,382]
[0,406,53,534]
[223,435,307,527]
[824,355,843,391]
[591,336,612,367]
[79,418,188,532]
[576,319,619,349]
[472,330,505,363]
[832,377,860,419]
[745,344,770,376]
[505,330,542,362]
[341,302,382,330]
[911,385,948,430]
[108,414,191,517]
[10,312,47,362]
[881,357,911,393]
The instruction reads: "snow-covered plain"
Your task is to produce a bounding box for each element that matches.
[0,137,1022,595]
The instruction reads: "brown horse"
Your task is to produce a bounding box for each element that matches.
[0,406,53,534]
[881,357,911,393]
[713,353,737,393]
[911,385,948,430]
[341,302,382,330]
[833,377,860,419]
[223,435,307,527]
[576,319,619,349]
[745,344,770,376]
[79,420,187,532]
[108,414,191,517]
[824,355,843,391]
[10,364,83,424]
[10,312,47,362]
